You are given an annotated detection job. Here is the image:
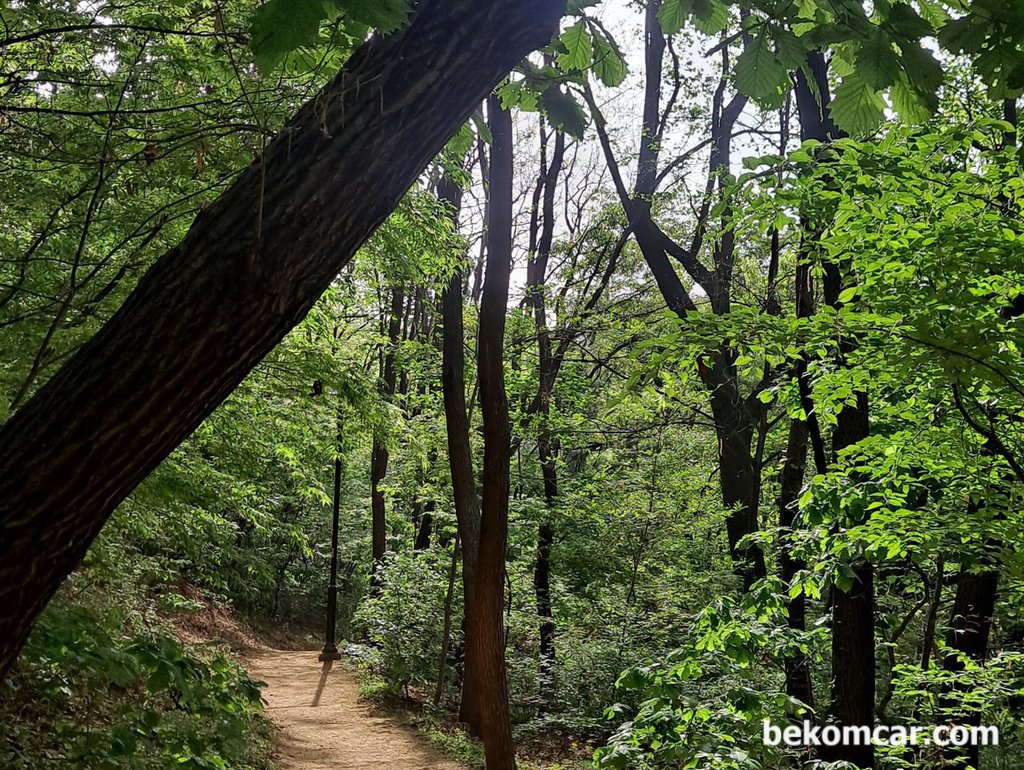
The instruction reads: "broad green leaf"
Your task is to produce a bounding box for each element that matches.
[856,29,901,89]
[829,72,886,135]
[734,36,789,105]
[900,41,943,104]
[331,0,409,32]
[774,29,809,69]
[889,76,932,123]
[691,0,729,35]
[657,0,728,35]
[658,0,687,35]
[558,19,593,72]
[592,29,628,87]
[250,0,329,75]
[540,88,588,138]
[886,3,934,39]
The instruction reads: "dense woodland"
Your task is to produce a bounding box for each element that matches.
[1,0,1023,769]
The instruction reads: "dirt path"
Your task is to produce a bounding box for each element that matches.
[246,650,466,770]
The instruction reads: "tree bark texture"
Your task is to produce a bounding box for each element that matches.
[0,0,564,681]
[527,122,565,690]
[464,95,516,770]
[437,172,483,733]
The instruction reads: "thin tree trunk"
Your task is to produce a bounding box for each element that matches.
[435,531,461,706]
[465,94,516,770]
[0,0,564,682]
[794,50,874,768]
[778,417,814,709]
[437,171,484,734]
[370,288,404,584]
[527,118,565,693]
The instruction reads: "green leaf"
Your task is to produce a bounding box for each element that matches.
[471,112,493,144]
[938,15,988,55]
[540,88,588,138]
[734,36,789,105]
[657,0,687,35]
[829,72,886,135]
[856,29,901,89]
[250,0,329,75]
[691,0,729,35]
[329,0,409,32]
[886,3,934,39]
[889,76,932,123]
[774,29,810,69]
[592,29,628,87]
[657,0,728,35]
[497,80,539,112]
[558,19,593,72]
[900,41,943,104]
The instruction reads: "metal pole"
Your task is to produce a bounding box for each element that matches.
[319,447,343,662]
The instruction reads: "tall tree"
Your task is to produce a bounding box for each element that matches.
[437,168,485,733]
[465,94,517,770]
[526,118,566,690]
[793,50,874,769]
[587,1,766,587]
[370,286,404,583]
[0,0,565,682]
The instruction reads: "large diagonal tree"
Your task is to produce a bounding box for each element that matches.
[0,0,565,681]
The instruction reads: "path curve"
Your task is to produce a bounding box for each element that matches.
[247,650,466,770]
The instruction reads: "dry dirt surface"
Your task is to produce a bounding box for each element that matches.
[246,650,467,770]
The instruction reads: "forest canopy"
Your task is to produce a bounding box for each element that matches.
[1,1,1023,769]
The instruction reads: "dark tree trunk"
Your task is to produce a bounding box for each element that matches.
[942,557,999,770]
[527,120,565,691]
[0,0,564,682]
[778,416,815,709]
[600,1,765,587]
[414,501,434,551]
[464,94,516,770]
[707,365,766,589]
[370,287,404,584]
[795,50,874,769]
[437,172,484,734]
[776,95,818,709]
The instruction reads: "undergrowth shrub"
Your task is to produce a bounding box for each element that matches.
[1,570,272,770]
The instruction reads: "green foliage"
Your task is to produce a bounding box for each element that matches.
[733,35,789,106]
[249,0,409,73]
[596,579,817,769]
[355,550,457,695]
[2,576,270,770]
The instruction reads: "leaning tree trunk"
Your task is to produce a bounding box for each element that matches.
[0,0,564,682]
[465,95,516,770]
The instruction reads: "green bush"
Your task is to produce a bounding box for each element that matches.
[355,549,457,697]
[1,578,272,770]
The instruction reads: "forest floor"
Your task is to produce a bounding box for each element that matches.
[246,650,467,770]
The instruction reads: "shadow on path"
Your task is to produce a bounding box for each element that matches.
[246,650,465,770]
